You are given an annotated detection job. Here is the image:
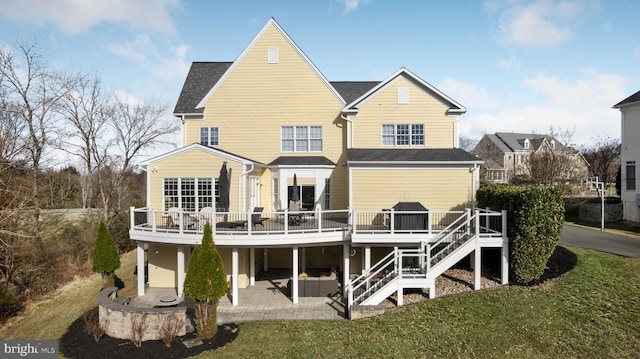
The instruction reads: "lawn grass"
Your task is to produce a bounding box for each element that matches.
[1,247,638,358]
[201,247,640,359]
[0,250,137,340]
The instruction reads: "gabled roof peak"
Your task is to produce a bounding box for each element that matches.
[194,18,344,109]
[341,67,466,115]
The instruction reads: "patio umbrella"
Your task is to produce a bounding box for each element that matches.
[218,162,230,212]
[291,173,299,203]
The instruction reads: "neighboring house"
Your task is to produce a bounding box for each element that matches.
[472,132,588,185]
[129,18,508,313]
[614,90,640,223]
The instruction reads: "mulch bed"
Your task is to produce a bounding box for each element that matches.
[60,316,238,359]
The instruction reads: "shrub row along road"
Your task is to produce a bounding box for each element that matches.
[560,223,640,258]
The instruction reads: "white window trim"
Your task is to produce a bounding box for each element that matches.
[200,126,219,146]
[162,177,218,211]
[381,123,425,147]
[281,125,323,153]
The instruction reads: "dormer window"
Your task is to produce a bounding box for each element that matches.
[550,140,556,149]
[524,138,530,149]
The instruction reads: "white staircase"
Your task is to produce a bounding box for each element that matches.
[346,209,507,314]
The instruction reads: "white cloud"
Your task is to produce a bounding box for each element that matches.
[341,0,371,14]
[496,55,522,70]
[497,0,589,47]
[0,0,181,35]
[438,78,502,112]
[458,69,629,146]
[108,35,190,80]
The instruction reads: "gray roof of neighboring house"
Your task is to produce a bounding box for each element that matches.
[173,62,233,115]
[330,81,380,104]
[346,148,482,163]
[494,132,566,152]
[269,156,336,166]
[614,90,640,108]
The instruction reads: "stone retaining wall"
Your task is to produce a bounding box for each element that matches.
[98,287,187,341]
[579,202,623,222]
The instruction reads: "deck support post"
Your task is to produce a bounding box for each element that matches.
[250,247,255,286]
[501,240,509,285]
[264,248,268,271]
[177,245,185,297]
[397,287,403,306]
[363,246,371,274]
[474,247,481,290]
[343,243,350,297]
[501,210,509,285]
[292,246,299,304]
[232,248,239,306]
[136,241,145,296]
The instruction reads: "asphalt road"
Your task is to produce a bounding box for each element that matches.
[559,223,640,258]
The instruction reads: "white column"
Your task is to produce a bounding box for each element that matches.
[136,242,145,296]
[474,247,481,290]
[364,246,371,273]
[292,247,299,304]
[232,248,239,306]
[301,247,306,273]
[343,243,350,296]
[397,287,403,306]
[177,246,185,297]
[250,247,255,286]
[502,241,509,285]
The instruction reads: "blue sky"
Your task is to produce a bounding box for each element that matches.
[1,0,638,147]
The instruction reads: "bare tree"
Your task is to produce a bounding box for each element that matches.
[548,125,576,147]
[459,136,478,152]
[95,95,178,222]
[580,136,620,186]
[0,40,70,242]
[58,73,110,212]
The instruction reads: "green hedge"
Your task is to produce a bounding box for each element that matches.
[477,184,564,283]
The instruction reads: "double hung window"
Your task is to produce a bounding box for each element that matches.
[200,127,219,146]
[626,161,636,191]
[382,124,424,146]
[282,125,322,152]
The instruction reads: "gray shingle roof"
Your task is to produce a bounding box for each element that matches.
[269,156,336,166]
[330,81,380,104]
[347,148,482,163]
[173,62,232,115]
[494,132,566,152]
[614,90,640,108]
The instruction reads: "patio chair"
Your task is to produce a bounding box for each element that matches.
[198,206,215,230]
[251,207,267,226]
[288,201,302,226]
[167,207,180,227]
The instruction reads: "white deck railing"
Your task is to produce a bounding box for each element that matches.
[130,206,350,236]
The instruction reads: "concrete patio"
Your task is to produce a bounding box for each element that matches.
[128,272,346,324]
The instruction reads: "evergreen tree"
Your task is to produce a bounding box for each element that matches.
[92,221,121,287]
[183,222,227,338]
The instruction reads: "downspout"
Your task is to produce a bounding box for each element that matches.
[470,163,478,209]
[240,163,255,212]
[138,164,151,208]
[180,115,186,147]
[340,113,353,148]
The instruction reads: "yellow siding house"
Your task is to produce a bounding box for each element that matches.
[129,18,508,314]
